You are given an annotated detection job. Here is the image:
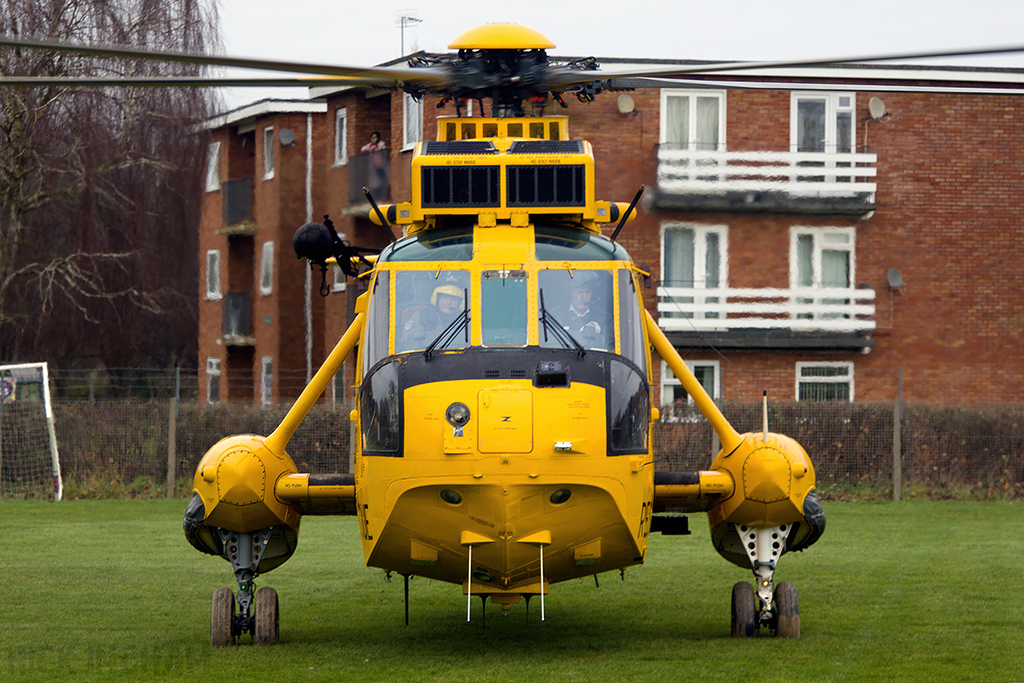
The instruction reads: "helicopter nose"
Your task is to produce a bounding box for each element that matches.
[742,445,792,503]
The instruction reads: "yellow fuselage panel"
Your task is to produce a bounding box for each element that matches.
[357,378,650,588]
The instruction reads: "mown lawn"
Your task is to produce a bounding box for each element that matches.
[1,499,1021,682]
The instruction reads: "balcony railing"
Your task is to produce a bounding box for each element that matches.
[654,147,877,215]
[657,285,876,333]
[348,149,390,204]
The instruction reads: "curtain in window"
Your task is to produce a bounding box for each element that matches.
[664,228,695,319]
[665,95,690,146]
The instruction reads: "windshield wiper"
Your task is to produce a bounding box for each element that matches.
[539,289,585,357]
[424,289,470,359]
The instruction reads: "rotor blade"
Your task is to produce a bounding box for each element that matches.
[0,34,450,86]
[547,43,1024,88]
[610,76,1024,97]
[0,76,370,88]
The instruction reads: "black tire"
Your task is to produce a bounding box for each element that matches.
[774,581,800,638]
[254,586,280,645]
[211,587,236,647]
[731,581,757,638]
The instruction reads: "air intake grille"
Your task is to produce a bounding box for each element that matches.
[508,140,584,154]
[421,166,501,208]
[422,141,497,155]
[506,165,586,207]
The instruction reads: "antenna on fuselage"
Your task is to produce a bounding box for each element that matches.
[610,185,644,242]
[762,391,769,442]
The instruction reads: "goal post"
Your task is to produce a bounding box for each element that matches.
[0,362,62,501]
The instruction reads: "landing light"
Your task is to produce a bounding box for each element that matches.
[440,489,463,505]
[550,489,572,505]
[446,402,471,427]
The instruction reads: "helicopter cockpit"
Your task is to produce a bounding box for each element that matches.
[357,220,650,458]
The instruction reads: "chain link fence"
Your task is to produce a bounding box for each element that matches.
[3,368,1021,501]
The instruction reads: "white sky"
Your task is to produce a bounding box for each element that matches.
[215,0,1024,109]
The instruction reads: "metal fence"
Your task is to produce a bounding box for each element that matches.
[4,368,1022,501]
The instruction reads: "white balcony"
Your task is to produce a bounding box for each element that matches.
[653,148,878,215]
[657,285,876,333]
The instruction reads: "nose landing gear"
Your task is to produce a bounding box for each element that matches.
[730,524,801,638]
[210,528,281,646]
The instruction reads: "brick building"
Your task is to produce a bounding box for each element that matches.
[197,59,1024,409]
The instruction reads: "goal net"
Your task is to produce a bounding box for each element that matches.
[0,363,62,501]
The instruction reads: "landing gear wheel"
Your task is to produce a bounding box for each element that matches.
[773,581,800,638]
[731,581,757,638]
[254,586,280,645]
[211,587,236,647]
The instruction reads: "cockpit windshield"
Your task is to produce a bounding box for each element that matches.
[538,269,615,352]
[394,269,471,354]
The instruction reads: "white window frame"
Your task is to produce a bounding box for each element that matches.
[659,89,727,150]
[660,222,728,320]
[259,241,274,296]
[205,249,222,301]
[789,225,855,320]
[206,358,221,404]
[260,356,273,406]
[334,107,348,166]
[403,93,423,151]
[262,125,275,179]
[796,361,854,402]
[204,141,221,192]
[790,91,855,153]
[661,359,721,421]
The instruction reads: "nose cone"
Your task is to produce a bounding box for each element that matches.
[743,445,791,503]
[218,446,267,505]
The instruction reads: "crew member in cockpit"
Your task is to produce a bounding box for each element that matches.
[402,284,463,349]
[555,273,612,350]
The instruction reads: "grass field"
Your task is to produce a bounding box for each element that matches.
[1,499,1022,682]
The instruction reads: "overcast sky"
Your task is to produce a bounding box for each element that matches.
[215,0,1024,109]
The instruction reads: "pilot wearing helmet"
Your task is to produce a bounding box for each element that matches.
[554,272,612,350]
[402,284,464,349]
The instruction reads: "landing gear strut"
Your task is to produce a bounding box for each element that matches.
[730,524,801,638]
[210,528,280,646]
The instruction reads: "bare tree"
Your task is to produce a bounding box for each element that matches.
[0,0,221,368]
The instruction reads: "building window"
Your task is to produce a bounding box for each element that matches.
[260,356,273,406]
[205,141,221,192]
[332,265,347,293]
[259,241,274,296]
[796,361,853,401]
[661,360,720,420]
[206,358,221,404]
[790,226,855,320]
[334,107,348,166]
[660,90,726,150]
[263,126,275,179]
[661,223,727,319]
[331,366,345,406]
[791,92,854,183]
[205,249,222,301]
[403,93,423,150]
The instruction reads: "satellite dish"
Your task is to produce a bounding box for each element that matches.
[617,94,635,115]
[279,128,296,146]
[887,268,905,288]
[869,97,887,120]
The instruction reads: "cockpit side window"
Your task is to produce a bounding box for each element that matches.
[394,269,470,353]
[538,269,615,352]
[618,270,648,374]
[362,270,390,377]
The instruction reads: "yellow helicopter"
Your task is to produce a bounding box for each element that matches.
[36,20,1023,646]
